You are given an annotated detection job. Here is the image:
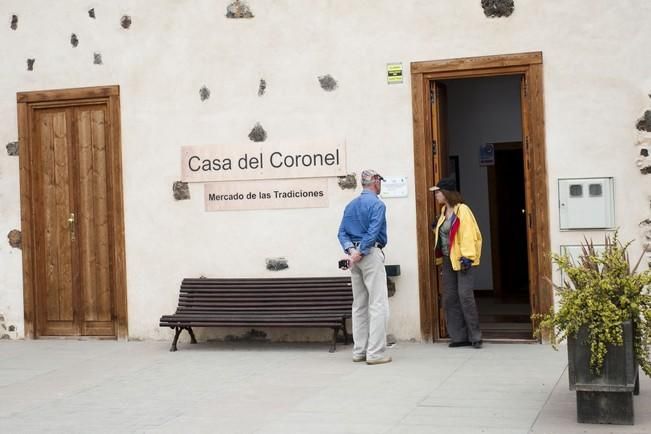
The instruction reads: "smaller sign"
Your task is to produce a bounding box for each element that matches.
[387,63,403,84]
[380,176,408,198]
[204,178,328,211]
[479,143,495,166]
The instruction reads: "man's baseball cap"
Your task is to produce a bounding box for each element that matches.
[429,177,456,192]
[361,169,385,185]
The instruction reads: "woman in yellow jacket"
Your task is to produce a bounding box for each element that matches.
[431,177,483,348]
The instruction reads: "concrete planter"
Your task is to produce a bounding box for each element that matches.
[567,320,640,425]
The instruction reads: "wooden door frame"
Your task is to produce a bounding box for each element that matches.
[17,85,128,339]
[410,52,552,342]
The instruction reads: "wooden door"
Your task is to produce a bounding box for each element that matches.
[411,53,551,343]
[18,86,127,338]
[430,81,449,338]
[487,143,529,300]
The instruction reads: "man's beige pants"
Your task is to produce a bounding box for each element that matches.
[350,247,389,361]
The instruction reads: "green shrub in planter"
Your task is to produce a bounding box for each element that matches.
[534,233,651,424]
[535,233,651,377]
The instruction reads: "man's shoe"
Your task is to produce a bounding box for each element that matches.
[448,341,471,348]
[472,340,483,349]
[366,355,392,365]
[352,355,366,362]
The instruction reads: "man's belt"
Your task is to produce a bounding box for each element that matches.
[353,241,384,249]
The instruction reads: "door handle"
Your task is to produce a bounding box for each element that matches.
[68,213,76,239]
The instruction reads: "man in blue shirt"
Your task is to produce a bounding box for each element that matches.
[338,169,391,365]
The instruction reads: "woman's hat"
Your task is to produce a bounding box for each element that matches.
[429,177,456,192]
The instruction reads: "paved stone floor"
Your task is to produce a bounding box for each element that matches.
[1,340,650,433]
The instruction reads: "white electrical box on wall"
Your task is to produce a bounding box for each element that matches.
[558,177,615,230]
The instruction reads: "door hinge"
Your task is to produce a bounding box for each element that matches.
[432,140,437,155]
[430,86,436,103]
[523,77,528,97]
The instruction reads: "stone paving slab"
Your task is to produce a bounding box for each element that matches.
[0,340,649,433]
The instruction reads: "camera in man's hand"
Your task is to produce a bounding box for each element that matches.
[338,259,350,270]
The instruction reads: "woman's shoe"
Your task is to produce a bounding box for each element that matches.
[472,340,483,349]
[448,341,471,348]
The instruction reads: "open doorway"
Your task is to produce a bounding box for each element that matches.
[437,76,532,339]
[410,52,552,343]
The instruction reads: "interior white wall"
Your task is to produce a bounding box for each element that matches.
[443,75,523,290]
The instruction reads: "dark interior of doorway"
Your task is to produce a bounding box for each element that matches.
[438,76,532,340]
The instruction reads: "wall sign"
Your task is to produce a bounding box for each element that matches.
[379,176,408,198]
[182,143,347,182]
[204,178,328,211]
[387,63,403,84]
[479,143,495,166]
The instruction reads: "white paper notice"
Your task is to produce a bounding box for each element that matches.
[380,176,408,198]
[204,178,329,211]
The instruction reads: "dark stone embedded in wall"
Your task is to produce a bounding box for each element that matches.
[121,15,132,29]
[26,58,35,71]
[266,257,288,271]
[88,8,96,19]
[337,173,357,190]
[258,79,267,96]
[640,218,651,253]
[173,181,190,200]
[226,1,254,19]
[318,74,338,92]
[636,144,651,174]
[248,122,267,142]
[199,86,210,101]
[481,0,515,18]
[387,279,396,297]
[71,33,79,47]
[8,230,21,249]
[636,110,651,132]
[6,141,19,156]
[93,52,102,65]
[10,14,18,30]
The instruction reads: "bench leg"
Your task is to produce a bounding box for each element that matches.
[342,319,350,345]
[170,327,182,352]
[329,327,340,353]
[186,327,198,344]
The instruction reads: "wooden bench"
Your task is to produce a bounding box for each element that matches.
[159,277,353,352]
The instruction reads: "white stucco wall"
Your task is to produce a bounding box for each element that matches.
[1,0,650,341]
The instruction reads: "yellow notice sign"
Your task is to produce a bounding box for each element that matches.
[387,63,403,84]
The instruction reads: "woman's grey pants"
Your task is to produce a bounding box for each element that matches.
[441,256,482,343]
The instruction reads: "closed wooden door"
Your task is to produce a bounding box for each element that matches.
[18,86,127,338]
